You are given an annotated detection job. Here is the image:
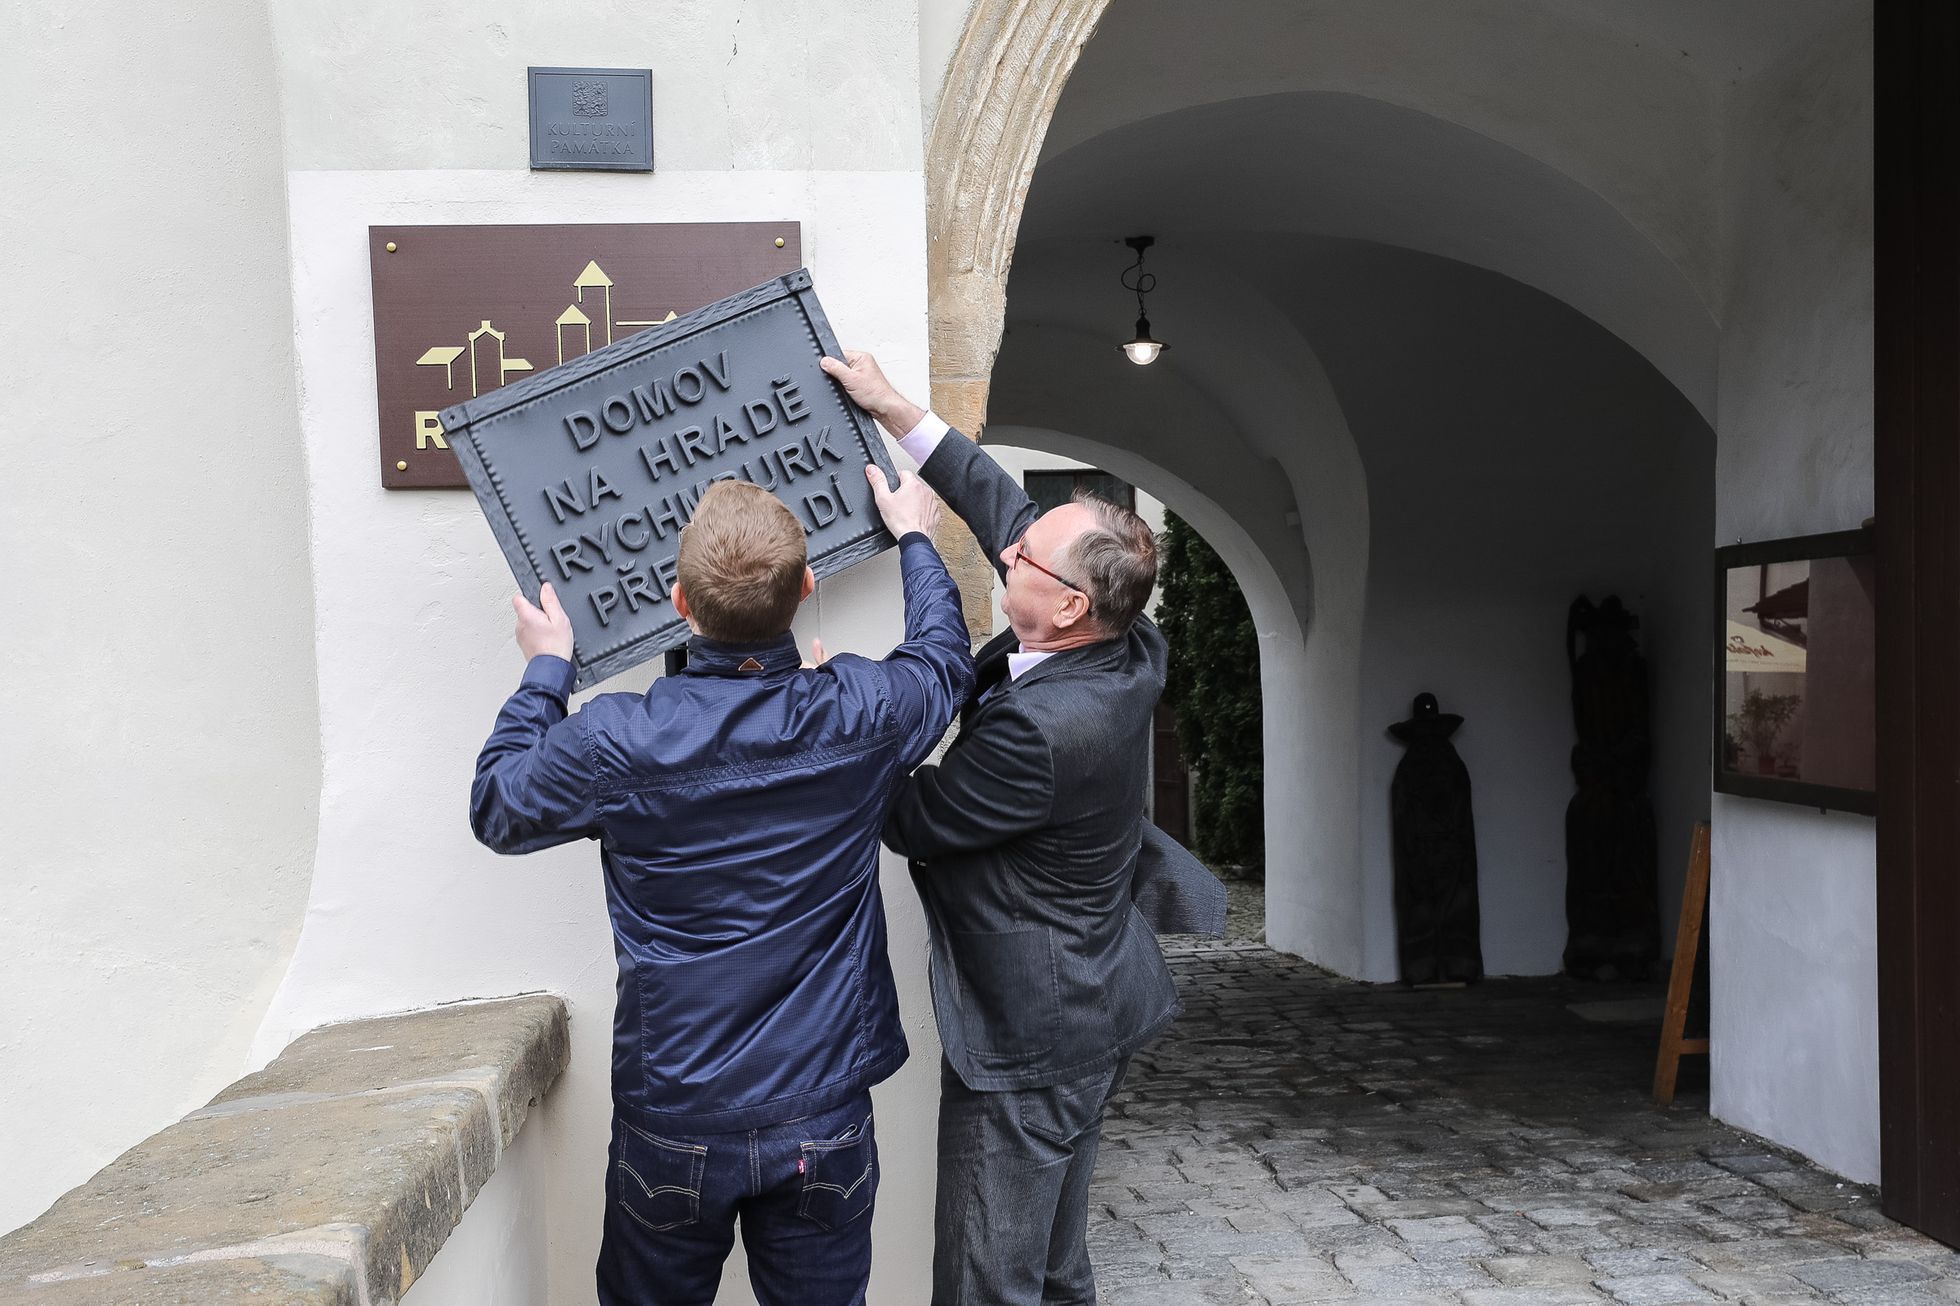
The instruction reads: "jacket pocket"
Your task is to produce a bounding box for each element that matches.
[951,927,1060,1058]
[616,1122,706,1233]
[1014,1067,1114,1150]
[798,1112,877,1231]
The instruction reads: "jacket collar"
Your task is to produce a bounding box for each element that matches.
[681,631,802,678]
[997,631,1127,693]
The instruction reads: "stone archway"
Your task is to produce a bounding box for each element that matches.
[924,0,1109,626]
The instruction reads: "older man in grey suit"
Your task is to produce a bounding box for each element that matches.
[822,350,1209,1305]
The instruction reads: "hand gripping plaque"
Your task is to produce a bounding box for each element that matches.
[442,270,898,689]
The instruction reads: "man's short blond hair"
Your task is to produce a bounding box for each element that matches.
[677,481,808,642]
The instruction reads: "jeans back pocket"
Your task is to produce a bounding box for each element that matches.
[616,1121,706,1233]
[797,1111,877,1231]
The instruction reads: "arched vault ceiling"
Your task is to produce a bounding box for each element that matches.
[1037,0,1860,311]
[1019,92,1718,421]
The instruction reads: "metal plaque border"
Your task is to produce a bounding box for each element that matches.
[527,66,654,173]
[443,269,899,690]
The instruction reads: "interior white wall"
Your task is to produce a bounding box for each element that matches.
[1257,241,1714,979]
[253,4,946,1300]
[997,239,1713,983]
[0,0,321,1233]
[989,413,1314,927]
[991,268,1371,976]
[1709,6,1878,1184]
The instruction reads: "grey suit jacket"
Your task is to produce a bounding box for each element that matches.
[1135,820,1227,938]
[884,431,1198,1091]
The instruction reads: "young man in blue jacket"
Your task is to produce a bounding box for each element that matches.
[470,465,971,1306]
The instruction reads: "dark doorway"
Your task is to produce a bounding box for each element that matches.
[1152,701,1192,846]
[1876,0,1960,1248]
[1025,468,1138,515]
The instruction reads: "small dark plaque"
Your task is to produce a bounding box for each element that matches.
[442,270,898,690]
[528,67,653,172]
[369,222,801,488]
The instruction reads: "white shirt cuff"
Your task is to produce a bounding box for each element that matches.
[896,412,950,465]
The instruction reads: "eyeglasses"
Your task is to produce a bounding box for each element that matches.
[1007,539,1092,611]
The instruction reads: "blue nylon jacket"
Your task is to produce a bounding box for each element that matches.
[470,534,973,1133]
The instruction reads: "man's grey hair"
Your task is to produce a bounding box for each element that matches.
[1064,490,1159,633]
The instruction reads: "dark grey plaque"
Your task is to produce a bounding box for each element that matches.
[528,67,654,172]
[442,269,898,690]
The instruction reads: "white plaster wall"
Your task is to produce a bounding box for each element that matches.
[990,414,1314,924]
[257,169,938,1305]
[252,2,947,1298]
[918,0,981,132]
[1260,242,1714,979]
[0,0,321,1233]
[1709,7,1878,1183]
[986,296,1362,974]
[269,0,920,173]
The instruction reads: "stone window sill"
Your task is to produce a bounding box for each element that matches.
[0,994,569,1304]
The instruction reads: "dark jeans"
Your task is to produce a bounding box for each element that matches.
[932,1057,1130,1306]
[596,1092,878,1306]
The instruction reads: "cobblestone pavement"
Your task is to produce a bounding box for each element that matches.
[1219,872,1267,944]
[1089,936,1960,1305]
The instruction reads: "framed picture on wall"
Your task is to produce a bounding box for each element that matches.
[1713,528,1876,814]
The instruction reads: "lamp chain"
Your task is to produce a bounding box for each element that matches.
[1121,247,1157,319]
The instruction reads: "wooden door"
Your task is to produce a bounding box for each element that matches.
[1876,0,1960,1247]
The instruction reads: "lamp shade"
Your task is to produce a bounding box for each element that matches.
[1119,315,1167,366]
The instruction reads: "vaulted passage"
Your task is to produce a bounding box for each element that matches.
[978,0,1747,987]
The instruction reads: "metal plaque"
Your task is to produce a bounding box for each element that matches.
[369,222,801,488]
[528,67,653,171]
[442,269,898,690]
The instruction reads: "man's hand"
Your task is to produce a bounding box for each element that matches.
[821,350,928,437]
[801,637,829,670]
[513,582,575,662]
[865,465,941,539]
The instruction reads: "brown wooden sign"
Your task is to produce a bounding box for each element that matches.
[368,223,801,489]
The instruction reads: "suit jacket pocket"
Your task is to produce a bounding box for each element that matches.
[951,927,1059,1058]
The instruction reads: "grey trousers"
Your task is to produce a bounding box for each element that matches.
[932,1056,1131,1306]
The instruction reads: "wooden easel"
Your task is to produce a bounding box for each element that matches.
[1653,820,1711,1106]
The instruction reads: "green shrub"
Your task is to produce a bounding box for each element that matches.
[1157,512,1265,874]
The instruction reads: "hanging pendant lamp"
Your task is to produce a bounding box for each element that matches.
[1117,235,1169,365]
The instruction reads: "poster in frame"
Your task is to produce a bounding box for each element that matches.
[1713,527,1876,814]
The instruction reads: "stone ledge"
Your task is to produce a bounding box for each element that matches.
[0,995,569,1305]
